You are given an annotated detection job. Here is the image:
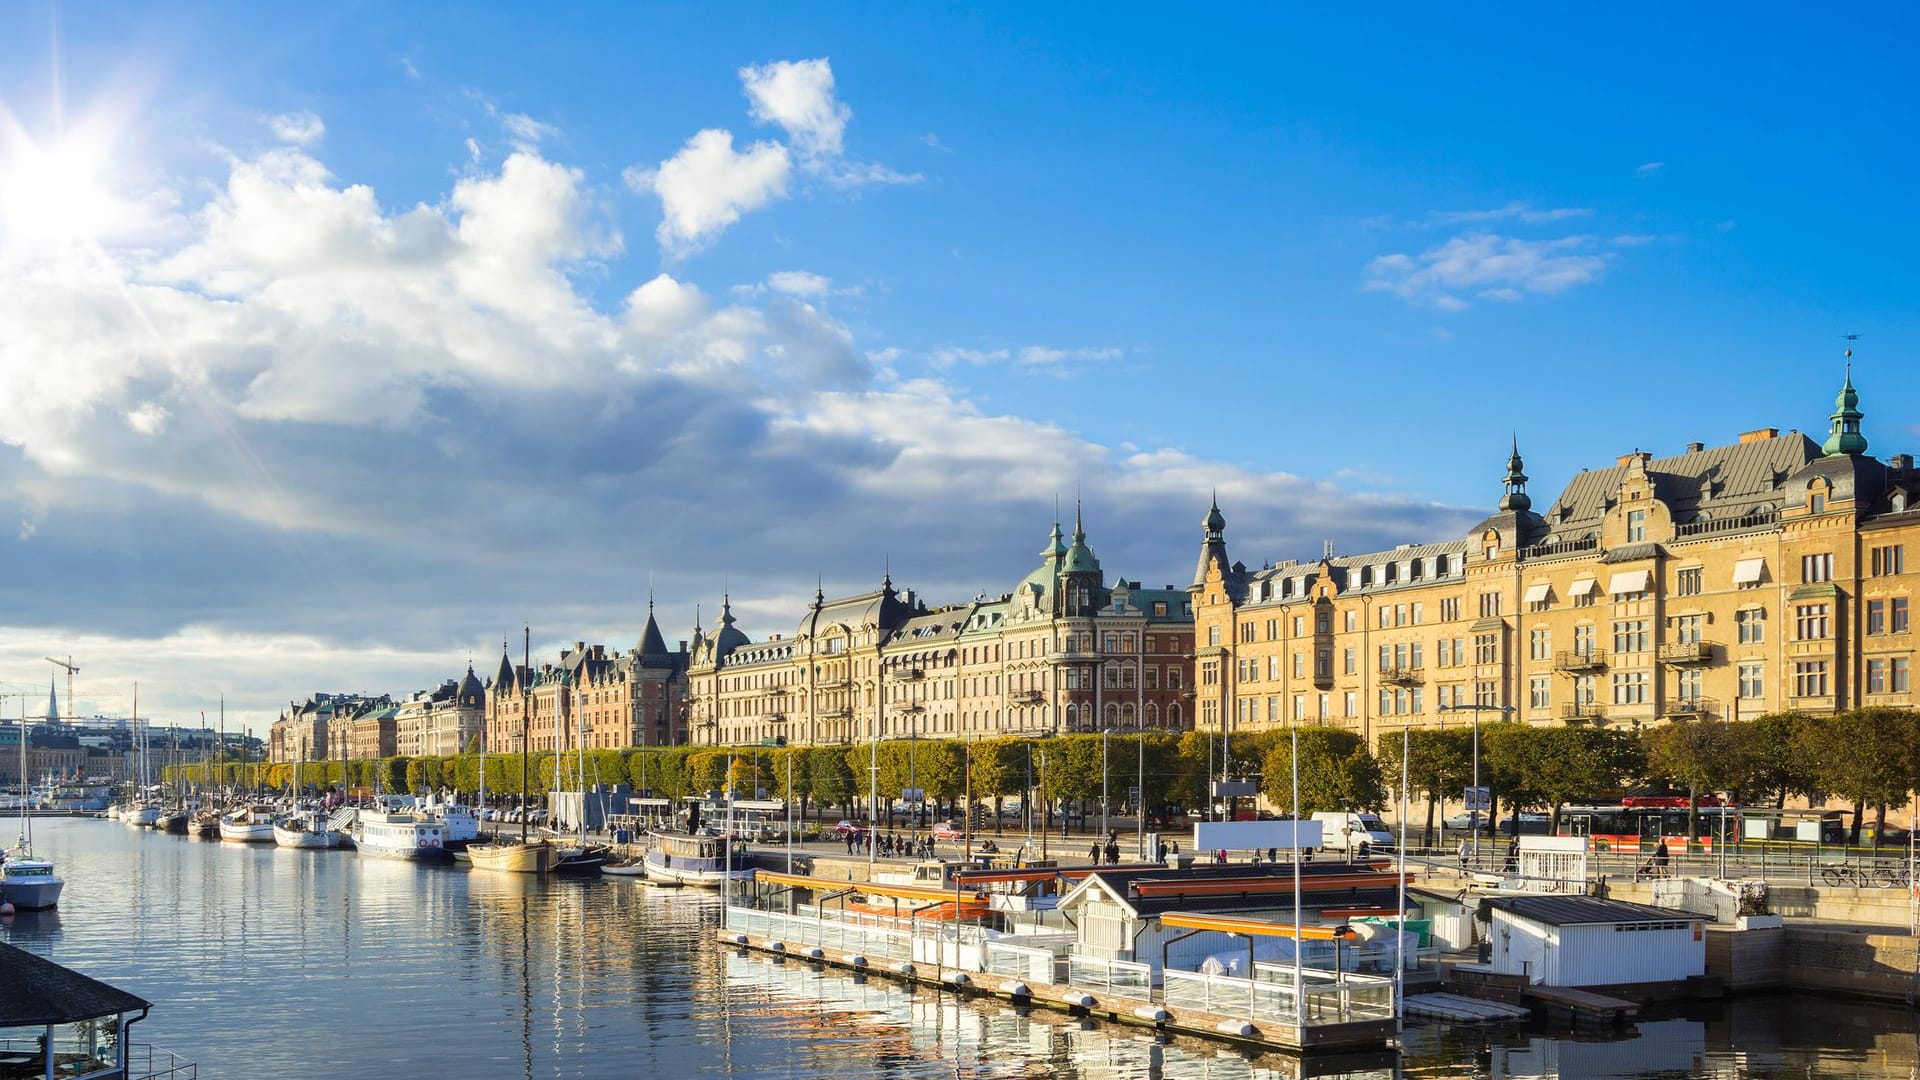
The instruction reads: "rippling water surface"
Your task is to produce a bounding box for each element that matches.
[6,820,1916,1078]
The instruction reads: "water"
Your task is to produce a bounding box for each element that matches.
[5,819,1916,1078]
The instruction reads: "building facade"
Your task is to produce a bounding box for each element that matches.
[484,606,691,755]
[395,668,489,758]
[688,510,1196,747]
[270,692,393,763]
[1191,374,1920,743]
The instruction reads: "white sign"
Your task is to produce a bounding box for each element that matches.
[1464,786,1491,811]
[902,787,925,804]
[1193,820,1323,851]
[1211,780,1259,798]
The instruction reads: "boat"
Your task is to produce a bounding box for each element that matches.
[420,796,480,848]
[547,840,609,875]
[601,858,647,877]
[105,803,122,821]
[218,806,276,843]
[273,809,340,849]
[155,808,190,834]
[191,808,222,838]
[3,712,63,909]
[466,627,551,875]
[351,810,451,861]
[123,803,161,828]
[641,830,752,887]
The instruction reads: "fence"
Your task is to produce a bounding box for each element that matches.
[1066,956,1153,1001]
[984,939,1063,984]
[129,1043,199,1080]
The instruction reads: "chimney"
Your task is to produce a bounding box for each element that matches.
[1892,454,1914,471]
[1686,442,1705,453]
[1738,427,1779,444]
[1616,453,1636,467]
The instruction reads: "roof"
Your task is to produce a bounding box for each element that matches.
[1063,864,1406,918]
[636,610,671,659]
[0,940,150,1025]
[1540,433,1819,534]
[1477,895,1692,926]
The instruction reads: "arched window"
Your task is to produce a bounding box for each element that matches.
[1145,703,1158,726]
[1168,702,1182,726]
[1105,703,1119,726]
[1122,703,1135,723]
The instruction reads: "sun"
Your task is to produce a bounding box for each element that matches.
[0,111,126,251]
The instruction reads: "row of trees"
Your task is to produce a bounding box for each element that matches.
[162,709,1920,842]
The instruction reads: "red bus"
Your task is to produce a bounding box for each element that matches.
[1557,796,1737,853]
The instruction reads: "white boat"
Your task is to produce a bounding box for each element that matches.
[123,804,161,827]
[218,807,276,843]
[352,811,451,861]
[642,830,751,888]
[273,810,341,849]
[105,804,122,821]
[422,798,480,847]
[0,849,63,909]
[601,859,647,877]
[466,840,550,874]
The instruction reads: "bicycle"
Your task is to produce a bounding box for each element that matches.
[1820,863,1911,888]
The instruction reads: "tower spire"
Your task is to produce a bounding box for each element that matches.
[1500,435,1532,512]
[1823,355,1868,457]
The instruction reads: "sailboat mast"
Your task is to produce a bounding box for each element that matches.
[520,626,530,846]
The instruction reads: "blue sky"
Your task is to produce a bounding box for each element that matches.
[0,4,1914,724]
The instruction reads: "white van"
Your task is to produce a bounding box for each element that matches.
[1309,811,1395,854]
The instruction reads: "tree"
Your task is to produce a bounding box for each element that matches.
[807,748,854,817]
[1643,720,1750,846]
[1794,709,1915,845]
[1260,727,1385,814]
[967,738,1026,833]
[1744,711,1818,807]
[1376,728,1473,845]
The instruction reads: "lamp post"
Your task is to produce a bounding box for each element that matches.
[1437,702,1515,861]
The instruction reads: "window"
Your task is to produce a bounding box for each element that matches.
[1201,661,1218,686]
[1316,648,1332,678]
[1611,671,1648,705]
[1293,652,1305,678]
[1394,604,1408,627]
[1627,509,1646,543]
[1440,597,1460,622]
[1811,494,1826,514]
[1344,610,1358,632]
[1152,601,1167,616]
[1529,676,1550,709]
[1378,689,1392,716]
[1896,597,1911,633]
[1343,647,1356,675]
[1793,661,1830,698]
[1869,599,1886,635]
[1674,614,1703,645]
[1167,668,1182,690]
[1801,553,1833,583]
[1794,604,1831,641]
[1267,618,1280,641]
[1474,633,1499,664]
[1437,639,1452,667]
[1868,658,1887,694]
[1529,628,1550,661]
[1208,624,1221,646]
[1611,619,1649,654]
[1676,668,1704,702]
[1409,687,1424,713]
[1343,691,1356,717]
[1268,696,1280,722]
[1574,587,1597,608]
[1739,662,1765,700]
[1574,674,1597,705]
[1474,680,1499,707]
[1411,602,1425,625]
[1574,624,1596,657]
[1676,568,1703,596]
[1736,608,1765,645]
[1378,607,1390,629]
[1873,545,1906,576]
[1896,658,1911,693]
[1239,622,1255,644]
[1437,684,1454,709]
[1479,592,1502,618]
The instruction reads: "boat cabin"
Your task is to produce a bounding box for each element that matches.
[0,940,190,1079]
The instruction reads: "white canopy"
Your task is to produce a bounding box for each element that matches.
[1609,570,1652,595]
[1733,558,1766,585]
[1568,577,1599,597]
[1523,582,1553,605]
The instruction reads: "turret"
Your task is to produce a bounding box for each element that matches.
[1499,435,1532,512]
[1823,364,1868,457]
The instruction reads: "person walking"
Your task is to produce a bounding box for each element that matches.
[1652,841,1671,878]
[1089,841,1102,865]
[1457,837,1469,870]
[1104,839,1120,865]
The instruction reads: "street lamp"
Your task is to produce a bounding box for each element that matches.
[1437,702,1515,861]
[1103,722,1151,860]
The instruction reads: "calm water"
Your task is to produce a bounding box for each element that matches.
[5,819,1917,1078]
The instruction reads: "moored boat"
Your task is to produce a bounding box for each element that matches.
[273,810,341,849]
[155,808,190,834]
[642,830,751,888]
[466,840,551,874]
[0,850,63,910]
[218,807,276,843]
[352,810,451,861]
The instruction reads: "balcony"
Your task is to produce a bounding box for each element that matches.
[894,667,925,681]
[820,706,851,719]
[1379,666,1424,686]
[1519,534,1600,561]
[815,676,851,690]
[1561,703,1606,722]
[1657,641,1716,665]
[764,712,787,724]
[1012,690,1045,705]
[1553,649,1608,672]
[1665,696,1717,719]
[1674,508,1776,538]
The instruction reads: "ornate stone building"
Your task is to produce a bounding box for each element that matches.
[395,667,488,758]
[270,692,393,763]
[484,605,690,754]
[1191,373,1920,743]
[689,509,1196,747]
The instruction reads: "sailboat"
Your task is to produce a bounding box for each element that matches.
[274,740,339,849]
[122,686,161,828]
[468,629,552,875]
[1,701,64,909]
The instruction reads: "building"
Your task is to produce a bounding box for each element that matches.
[485,604,690,754]
[1478,895,1704,987]
[270,692,392,763]
[395,668,489,758]
[345,699,398,760]
[1191,373,1920,741]
[688,508,1196,748]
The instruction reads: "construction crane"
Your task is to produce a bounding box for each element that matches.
[44,656,77,724]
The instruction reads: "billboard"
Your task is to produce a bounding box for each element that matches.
[1192,819,1322,852]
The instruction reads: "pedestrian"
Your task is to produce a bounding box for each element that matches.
[1155,838,1168,863]
[1457,837,1469,869]
[1267,846,1278,865]
[1504,837,1520,873]
[1652,841,1671,877]
[1104,839,1119,865]
[1216,848,1228,865]
[1089,841,1102,864]
[844,832,855,855]
[1357,840,1372,862]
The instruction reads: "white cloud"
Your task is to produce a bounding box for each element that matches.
[1430,202,1593,225]
[1636,161,1664,176]
[124,402,169,435]
[1016,345,1121,366]
[501,112,559,150]
[766,270,830,298]
[921,133,951,152]
[1365,232,1611,309]
[740,58,850,162]
[630,129,791,253]
[267,111,326,146]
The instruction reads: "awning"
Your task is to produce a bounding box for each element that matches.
[1732,558,1766,585]
[1568,577,1599,597]
[1609,570,1651,595]
[1523,583,1552,605]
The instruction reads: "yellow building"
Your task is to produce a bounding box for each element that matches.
[1192,373,1920,742]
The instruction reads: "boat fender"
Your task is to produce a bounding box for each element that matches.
[1000,981,1031,998]
[849,955,868,968]
[0,902,12,917]
[946,972,971,988]
[1060,992,1096,1009]
[1216,1020,1257,1038]
[1134,1006,1171,1024]
[729,933,749,946]
[804,948,825,960]
[768,941,786,953]
[892,962,915,977]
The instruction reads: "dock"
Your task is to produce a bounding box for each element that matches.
[1522,985,1639,1028]
[1403,992,1531,1023]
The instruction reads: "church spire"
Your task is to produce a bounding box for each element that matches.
[1823,360,1868,457]
[1499,434,1532,512]
[45,675,58,724]
[1193,492,1230,588]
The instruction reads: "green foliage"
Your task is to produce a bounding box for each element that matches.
[1260,727,1385,813]
[806,747,854,808]
[1744,711,1818,805]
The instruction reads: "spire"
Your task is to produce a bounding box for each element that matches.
[494,642,515,690]
[1072,499,1086,545]
[1193,492,1230,588]
[882,556,893,592]
[45,675,58,724]
[637,605,670,659]
[1040,520,1067,559]
[1823,360,1868,457]
[814,575,825,606]
[1499,435,1532,512]
[1203,490,1226,537]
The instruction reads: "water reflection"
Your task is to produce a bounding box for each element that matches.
[7,820,1919,1079]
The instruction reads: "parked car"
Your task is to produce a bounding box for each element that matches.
[829,820,870,838]
[1444,812,1489,831]
[1310,811,1395,853]
[930,821,965,841]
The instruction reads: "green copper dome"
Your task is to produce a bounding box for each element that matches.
[1822,365,1868,457]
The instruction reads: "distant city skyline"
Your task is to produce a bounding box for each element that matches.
[1,5,1914,725]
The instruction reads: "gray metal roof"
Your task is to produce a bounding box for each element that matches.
[0,941,149,1026]
[1540,434,1819,532]
[1477,895,1691,926]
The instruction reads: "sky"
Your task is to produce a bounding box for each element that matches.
[0,3,1915,730]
